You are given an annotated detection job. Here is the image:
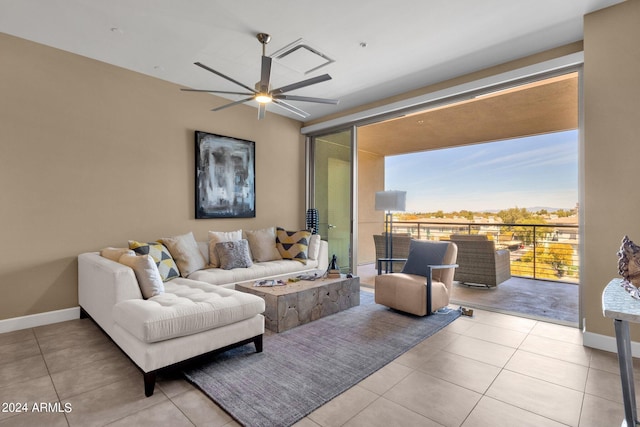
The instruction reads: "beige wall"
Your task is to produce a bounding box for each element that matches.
[0,33,305,320]
[583,0,640,340]
[357,149,385,265]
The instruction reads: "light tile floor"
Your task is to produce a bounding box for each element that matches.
[0,289,635,426]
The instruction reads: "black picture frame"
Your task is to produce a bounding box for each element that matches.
[195,131,256,219]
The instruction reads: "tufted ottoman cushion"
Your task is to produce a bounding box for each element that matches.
[113,278,265,343]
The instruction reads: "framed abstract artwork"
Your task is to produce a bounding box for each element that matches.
[195,131,256,219]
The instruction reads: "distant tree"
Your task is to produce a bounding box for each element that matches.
[544,242,574,277]
[497,207,531,224]
[536,209,548,215]
[554,209,576,218]
[497,207,553,244]
[397,213,418,221]
[459,210,474,220]
[435,210,444,218]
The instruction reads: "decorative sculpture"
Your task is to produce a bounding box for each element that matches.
[617,235,640,299]
[327,254,341,278]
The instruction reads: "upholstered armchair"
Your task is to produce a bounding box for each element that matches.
[375,240,458,316]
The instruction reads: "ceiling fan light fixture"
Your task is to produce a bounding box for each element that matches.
[184,33,338,119]
[255,93,273,104]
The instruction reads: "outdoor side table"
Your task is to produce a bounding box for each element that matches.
[602,278,640,427]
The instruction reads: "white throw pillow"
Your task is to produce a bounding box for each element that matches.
[159,231,207,277]
[245,227,282,262]
[118,253,164,299]
[208,229,242,267]
[307,234,322,261]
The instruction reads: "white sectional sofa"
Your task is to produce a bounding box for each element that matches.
[78,228,328,396]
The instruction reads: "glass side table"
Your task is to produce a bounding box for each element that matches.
[602,278,640,427]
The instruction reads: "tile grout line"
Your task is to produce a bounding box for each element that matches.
[31,326,72,427]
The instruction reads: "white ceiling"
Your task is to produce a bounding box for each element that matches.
[0,0,624,122]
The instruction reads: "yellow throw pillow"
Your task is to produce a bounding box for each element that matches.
[276,228,311,264]
[128,240,180,281]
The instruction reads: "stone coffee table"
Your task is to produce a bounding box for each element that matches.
[235,274,360,333]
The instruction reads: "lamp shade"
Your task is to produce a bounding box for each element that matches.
[375,190,406,211]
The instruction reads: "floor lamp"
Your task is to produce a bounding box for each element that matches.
[375,190,406,272]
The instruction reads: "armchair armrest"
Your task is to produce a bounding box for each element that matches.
[425,264,459,315]
[377,257,408,275]
[427,264,459,270]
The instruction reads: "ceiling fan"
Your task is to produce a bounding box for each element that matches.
[182,33,339,120]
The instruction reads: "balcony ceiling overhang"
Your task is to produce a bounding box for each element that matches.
[358,73,578,157]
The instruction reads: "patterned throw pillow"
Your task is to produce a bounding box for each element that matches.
[128,240,180,281]
[208,229,242,267]
[215,240,253,270]
[276,228,311,264]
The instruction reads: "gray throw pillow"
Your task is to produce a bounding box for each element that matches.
[215,240,253,270]
[401,240,450,277]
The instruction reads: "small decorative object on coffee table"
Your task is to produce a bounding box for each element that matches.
[327,254,341,278]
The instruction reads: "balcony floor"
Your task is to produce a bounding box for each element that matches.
[357,263,579,326]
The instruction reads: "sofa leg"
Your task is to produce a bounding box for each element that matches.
[254,334,263,353]
[143,371,156,397]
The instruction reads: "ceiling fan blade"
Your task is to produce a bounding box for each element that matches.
[271,74,332,95]
[181,88,255,96]
[272,99,310,118]
[211,97,255,112]
[274,94,339,105]
[259,56,272,93]
[258,103,267,120]
[194,62,257,94]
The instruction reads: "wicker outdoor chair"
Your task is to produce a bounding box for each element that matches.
[373,234,411,273]
[449,234,511,287]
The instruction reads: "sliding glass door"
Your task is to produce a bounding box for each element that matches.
[309,129,355,274]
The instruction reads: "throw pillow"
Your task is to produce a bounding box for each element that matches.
[307,234,322,261]
[128,240,180,281]
[245,227,282,262]
[100,247,135,262]
[276,228,311,264]
[215,240,253,270]
[159,231,207,277]
[401,240,450,277]
[208,229,242,268]
[118,253,165,298]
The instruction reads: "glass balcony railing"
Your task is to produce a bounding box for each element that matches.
[390,221,579,284]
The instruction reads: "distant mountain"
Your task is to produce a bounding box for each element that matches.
[525,207,568,213]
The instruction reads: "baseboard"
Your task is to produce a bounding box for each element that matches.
[0,307,80,334]
[583,331,640,357]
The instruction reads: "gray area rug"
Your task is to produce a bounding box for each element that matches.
[182,291,460,427]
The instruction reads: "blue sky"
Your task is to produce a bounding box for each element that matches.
[385,130,578,213]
